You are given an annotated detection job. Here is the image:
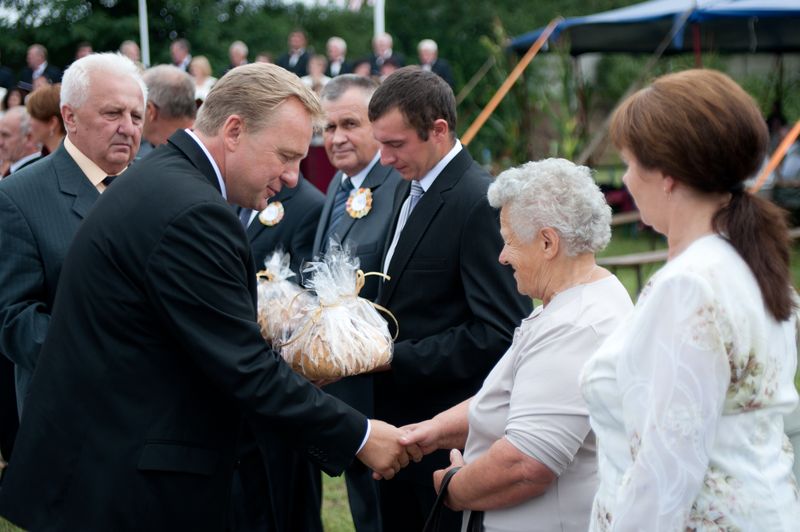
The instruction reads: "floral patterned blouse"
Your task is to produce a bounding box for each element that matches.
[580,234,800,531]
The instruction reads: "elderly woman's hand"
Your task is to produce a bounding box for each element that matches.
[433,449,467,510]
[400,418,443,456]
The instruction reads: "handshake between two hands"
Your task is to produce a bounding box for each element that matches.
[356,417,459,482]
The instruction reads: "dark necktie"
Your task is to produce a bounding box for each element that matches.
[238,207,253,229]
[323,178,354,248]
[102,175,116,187]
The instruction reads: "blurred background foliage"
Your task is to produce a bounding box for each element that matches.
[0,0,797,168]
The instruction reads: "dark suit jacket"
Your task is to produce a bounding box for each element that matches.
[429,58,455,88]
[0,130,365,532]
[0,145,99,412]
[0,66,14,90]
[370,52,405,76]
[19,63,62,85]
[276,51,311,77]
[375,147,531,483]
[312,161,403,302]
[248,175,324,278]
[324,60,352,78]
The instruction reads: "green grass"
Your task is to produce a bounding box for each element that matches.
[322,473,355,532]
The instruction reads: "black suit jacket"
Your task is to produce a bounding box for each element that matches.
[276,51,311,77]
[0,66,14,90]
[429,58,455,88]
[0,145,98,412]
[324,60,353,78]
[19,63,62,85]
[312,161,403,302]
[0,130,365,532]
[375,147,531,482]
[370,52,405,75]
[248,174,324,278]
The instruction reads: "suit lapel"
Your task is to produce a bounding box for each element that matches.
[382,149,473,303]
[247,182,296,240]
[53,145,100,219]
[168,130,221,193]
[334,163,392,245]
[312,171,342,257]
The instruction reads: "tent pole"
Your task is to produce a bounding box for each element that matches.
[461,17,562,146]
[749,119,800,194]
[575,5,696,166]
[692,24,702,67]
[456,56,495,107]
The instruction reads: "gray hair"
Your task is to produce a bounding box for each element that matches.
[61,53,147,111]
[327,36,347,54]
[229,40,249,57]
[194,62,322,135]
[488,158,612,255]
[320,74,377,102]
[4,106,32,137]
[143,65,197,120]
[418,39,438,53]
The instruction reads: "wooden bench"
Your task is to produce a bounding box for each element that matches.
[600,226,800,294]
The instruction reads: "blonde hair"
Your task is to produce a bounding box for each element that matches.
[194,62,322,135]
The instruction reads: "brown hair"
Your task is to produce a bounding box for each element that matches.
[610,69,793,321]
[368,66,456,141]
[26,83,65,134]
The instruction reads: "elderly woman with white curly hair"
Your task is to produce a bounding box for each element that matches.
[400,158,633,532]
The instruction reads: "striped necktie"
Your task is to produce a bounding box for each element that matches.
[238,207,253,229]
[323,178,354,247]
[382,180,424,272]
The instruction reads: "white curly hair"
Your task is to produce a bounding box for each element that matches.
[487,158,612,256]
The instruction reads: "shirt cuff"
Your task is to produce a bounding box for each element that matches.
[356,419,371,454]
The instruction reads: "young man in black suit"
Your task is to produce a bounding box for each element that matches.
[368,67,532,531]
[0,63,418,532]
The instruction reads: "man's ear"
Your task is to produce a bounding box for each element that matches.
[146,101,158,122]
[61,105,77,134]
[221,114,244,152]
[431,118,449,141]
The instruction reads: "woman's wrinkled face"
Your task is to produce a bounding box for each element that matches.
[498,207,547,299]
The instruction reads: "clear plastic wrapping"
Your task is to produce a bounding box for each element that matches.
[256,250,313,343]
[278,244,394,380]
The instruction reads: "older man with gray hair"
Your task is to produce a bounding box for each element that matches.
[138,64,196,158]
[0,62,419,531]
[0,106,41,178]
[0,52,145,418]
[417,39,454,88]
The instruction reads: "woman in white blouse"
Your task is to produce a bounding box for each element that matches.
[401,158,633,531]
[581,69,800,531]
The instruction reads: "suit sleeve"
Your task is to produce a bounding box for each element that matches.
[392,194,531,383]
[144,201,366,475]
[0,190,50,370]
[289,197,324,276]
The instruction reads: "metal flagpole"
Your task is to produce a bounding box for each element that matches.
[374,0,385,36]
[138,0,151,67]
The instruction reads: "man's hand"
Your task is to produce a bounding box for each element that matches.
[357,419,423,480]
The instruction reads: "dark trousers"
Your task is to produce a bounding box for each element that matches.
[379,477,462,532]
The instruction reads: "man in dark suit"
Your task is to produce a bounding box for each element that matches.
[0,63,416,532]
[19,44,62,86]
[0,52,146,418]
[418,39,455,88]
[0,107,41,178]
[324,37,352,78]
[138,65,197,159]
[276,30,311,77]
[368,67,532,531]
[370,33,405,77]
[309,74,404,532]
